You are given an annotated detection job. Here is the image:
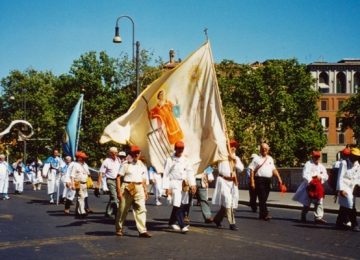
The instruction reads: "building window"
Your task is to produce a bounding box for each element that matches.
[336,72,347,93]
[338,133,345,144]
[322,153,328,164]
[320,100,328,111]
[354,72,360,93]
[336,117,343,131]
[320,117,329,130]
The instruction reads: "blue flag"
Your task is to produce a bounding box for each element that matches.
[63,94,84,159]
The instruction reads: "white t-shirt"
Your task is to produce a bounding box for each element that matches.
[99,157,121,179]
[120,160,147,183]
[249,155,276,178]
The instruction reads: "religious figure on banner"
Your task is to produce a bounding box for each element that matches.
[149,89,184,145]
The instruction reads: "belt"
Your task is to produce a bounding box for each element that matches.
[219,174,234,182]
[123,181,142,185]
[80,181,87,184]
[106,177,117,180]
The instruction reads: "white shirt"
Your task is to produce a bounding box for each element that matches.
[302,160,328,183]
[163,155,195,189]
[249,155,276,178]
[99,157,122,179]
[70,162,90,183]
[120,160,147,183]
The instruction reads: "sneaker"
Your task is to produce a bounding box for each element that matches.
[155,201,162,206]
[4,196,10,200]
[170,224,181,231]
[64,209,70,215]
[139,232,152,238]
[50,199,55,204]
[181,225,189,233]
[214,220,222,228]
[314,218,327,225]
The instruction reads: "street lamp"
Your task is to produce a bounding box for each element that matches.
[113,15,140,97]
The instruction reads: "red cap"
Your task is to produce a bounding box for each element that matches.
[230,139,238,148]
[75,151,88,159]
[311,151,321,157]
[342,148,351,156]
[130,145,141,153]
[175,141,184,148]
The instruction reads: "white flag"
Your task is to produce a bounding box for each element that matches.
[100,41,229,173]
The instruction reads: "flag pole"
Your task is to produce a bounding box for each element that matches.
[75,94,84,155]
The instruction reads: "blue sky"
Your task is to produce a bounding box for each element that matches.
[1,0,359,80]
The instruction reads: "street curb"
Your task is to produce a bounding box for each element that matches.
[237,200,360,216]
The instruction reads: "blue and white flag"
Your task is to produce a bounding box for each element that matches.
[63,94,84,159]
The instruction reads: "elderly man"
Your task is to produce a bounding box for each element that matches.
[0,154,11,200]
[70,151,90,219]
[249,143,283,221]
[98,147,122,219]
[163,141,196,233]
[293,150,328,224]
[115,145,151,238]
[212,139,244,230]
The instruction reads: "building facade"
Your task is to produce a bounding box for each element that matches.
[308,59,360,167]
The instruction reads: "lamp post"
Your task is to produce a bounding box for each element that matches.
[113,15,140,97]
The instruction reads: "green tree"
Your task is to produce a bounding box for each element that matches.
[339,93,360,143]
[0,69,58,160]
[217,59,326,166]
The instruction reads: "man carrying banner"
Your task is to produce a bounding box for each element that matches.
[163,141,196,233]
[212,140,244,231]
[115,145,151,238]
[98,147,122,219]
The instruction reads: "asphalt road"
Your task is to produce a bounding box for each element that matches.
[0,184,359,260]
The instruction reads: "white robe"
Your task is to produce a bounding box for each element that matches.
[42,156,64,195]
[212,158,243,209]
[29,161,43,184]
[293,160,328,206]
[337,160,360,209]
[0,162,10,194]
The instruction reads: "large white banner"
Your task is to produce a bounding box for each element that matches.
[100,41,229,173]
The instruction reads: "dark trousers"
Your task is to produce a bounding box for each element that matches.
[248,182,257,211]
[255,177,271,218]
[336,206,358,228]
[169,205,186,228]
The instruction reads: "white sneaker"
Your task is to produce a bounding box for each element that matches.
[171,224,181,231]
[155,201,162,206]
[50,199,54,204]
[181,225,189,233]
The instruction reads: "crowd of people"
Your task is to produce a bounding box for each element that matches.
[0,141,359,238]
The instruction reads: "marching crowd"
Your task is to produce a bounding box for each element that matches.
[0,141,359,238]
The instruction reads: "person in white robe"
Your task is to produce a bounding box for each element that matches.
[0,154,11,200]
[29,158,43,191]
[212,140,244,230]
[12,157,25,194]
[42,149,64,204]
[336,147,360,232]
[293,150,328,224]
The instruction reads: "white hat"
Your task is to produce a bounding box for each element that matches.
[118,151,126,157]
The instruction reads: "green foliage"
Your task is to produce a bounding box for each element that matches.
[339,94,360,143]
[0,52,325,167]
[217,59,326,166]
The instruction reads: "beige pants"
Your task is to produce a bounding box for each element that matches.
[214,206,235,225]
[115,183,147,233]
[76,183,87,215]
